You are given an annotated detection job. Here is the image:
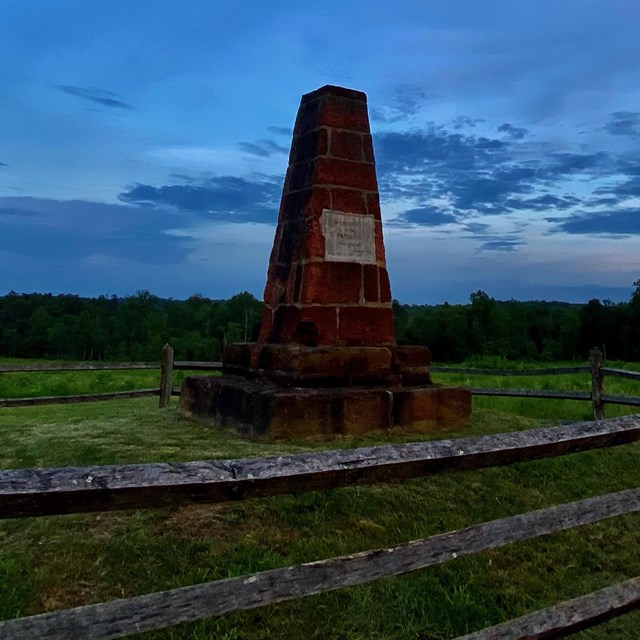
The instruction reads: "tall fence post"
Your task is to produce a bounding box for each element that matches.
[159,344,174,408]
[590,348,604,420]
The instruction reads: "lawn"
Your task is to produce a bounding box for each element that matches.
[0,362,639,638]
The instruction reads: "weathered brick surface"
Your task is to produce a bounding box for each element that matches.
[269,389,392,439]
[330,187,368,214]
[363,135,375,163]
[179,377,470,439]
[302,85,367,103]
[363,264,379,302]
[338,307,396,345]
[269,305,339,346]
[317,96,370,133]
[366,193,382,218]
[374,221,386,262]
[379,268,392,303]
[303,218,326,259]
[392,345,431,368]
[282,188,331,221]
[287,160,315,192]
[314,157,378,191]
[393,387,439,428]
[257,308,273,343]
[290,128,328,164]
[330,130,363,161]
[256,344,393,387]
[263,263,293,306]
[292,98,321,137]
[222,342,254,373]
[391,346,431,385]
[437,387,472,424]
[300,261,362,305]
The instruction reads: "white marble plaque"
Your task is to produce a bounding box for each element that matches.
[320,209,376,264]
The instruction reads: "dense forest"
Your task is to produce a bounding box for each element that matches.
[0,283,639,363]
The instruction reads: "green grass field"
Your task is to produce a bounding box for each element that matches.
[0,361,639,638]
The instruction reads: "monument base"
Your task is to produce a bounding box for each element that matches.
[178,374,471,441]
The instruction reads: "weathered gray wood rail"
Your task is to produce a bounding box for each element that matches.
[0,362,158,372]
[0,355,219,408]
[2,416,639,520]
[456,576,640,639]
[173,360,222,371]
[0,389,159,407]
[1,487,638,640]
[601,367,640,381]
[469,388,591,401]
[603,394,640,407]
[432,350,640,418]
[431,366,591,376]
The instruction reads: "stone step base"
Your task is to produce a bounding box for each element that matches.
[222,342,431,387]
[179,375,471,441]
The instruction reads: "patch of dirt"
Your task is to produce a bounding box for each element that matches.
[162,503,303,551]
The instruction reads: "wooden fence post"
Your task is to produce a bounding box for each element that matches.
[159,344,174,408]
[590,348,604,420]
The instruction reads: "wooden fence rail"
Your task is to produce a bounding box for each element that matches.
[457,576,640,640]
[1,410,639,637]
[0,389,159,408]
[0,345,223,408]
[2,416,639,520]
[1,484,639,638]
[432,349,640,419]
[1,347,639,417]
[431,366,591,376]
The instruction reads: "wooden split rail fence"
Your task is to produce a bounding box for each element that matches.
[1,346,640,418]
[0,344,221,409]
[0,415,639,638]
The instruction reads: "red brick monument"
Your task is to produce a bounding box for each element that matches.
[179,85,471,438]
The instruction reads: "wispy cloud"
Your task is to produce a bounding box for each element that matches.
[605,111,640,138]
[547,209,640,236]
[55,85,134,110]
[267,126,292,137]
[371,84,432,123]
[119,175,281,223]
[497,123,529,140]
[238,139,288,157]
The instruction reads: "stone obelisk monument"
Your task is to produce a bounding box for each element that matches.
[179,85,471,439]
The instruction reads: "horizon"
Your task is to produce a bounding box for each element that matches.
[0,286,627,308]
[2,1,639,305]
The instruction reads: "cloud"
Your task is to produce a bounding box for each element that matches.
[451,117,485,130]
[118,175,281,223]
[0,161,7,167]
[0,207,42,218]
[497,123,528,140]
[0,197,190,265]
[238,139,288,157]
[505,194,581,211]
[267,126,293,137]
[548,209,640,236]
[393,206,457,227]
[605,112,640,138]
[374,121,633,222]
[479,237,525,252]
[371,85,432,123]
[55,85,134,110]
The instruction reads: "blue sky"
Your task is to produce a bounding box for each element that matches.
[2,0,639,304]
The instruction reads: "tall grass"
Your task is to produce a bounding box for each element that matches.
[0,361,639,638]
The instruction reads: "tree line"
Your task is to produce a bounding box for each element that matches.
[0,283,638,363]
